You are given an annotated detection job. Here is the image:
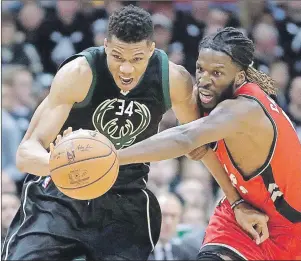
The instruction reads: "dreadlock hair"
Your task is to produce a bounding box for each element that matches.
[199,27,276,96]
[108,5,153,43]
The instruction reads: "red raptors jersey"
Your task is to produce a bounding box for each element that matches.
[215,83,301,225]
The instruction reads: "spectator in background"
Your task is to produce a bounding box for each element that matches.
[16,1,45,45]
[287,77,301,138]
[152,13,185,65]
[180,206,207,260]
[148,193,191,260]
[1,172,18,194]
[83,0,124,46]
[34,73,54,105]
[175,179,207,209]
[182,206,207,228]
[252,22,284,74]
[34,0,93,74]
[148,159,180,195]
[2,109,23,194]
[2,66,36,138]
[269,60,290,111]
[2,78,26,195]
[276,1,301,78]
[171,1,208,74]
[2,12,43,74]
[1,193,21,244]
[92,18,108,46]
[239,0,268,31]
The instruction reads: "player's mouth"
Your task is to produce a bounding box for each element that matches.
[119,76,133,85]
[199,90,214,104]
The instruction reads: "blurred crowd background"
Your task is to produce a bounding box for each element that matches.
[2,0,301,259]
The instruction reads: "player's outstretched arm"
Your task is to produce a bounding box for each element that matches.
[16,57,92,176]
[167,63,242,204]
[118,97,262,164]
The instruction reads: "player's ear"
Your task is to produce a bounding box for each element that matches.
[104,38,108,54]
[148,41,155,58]
[235,70,246,86]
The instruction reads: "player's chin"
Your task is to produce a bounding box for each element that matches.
[200,99,217,110]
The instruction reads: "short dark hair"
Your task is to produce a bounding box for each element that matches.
[199,27,276,95]
[107,5,153,43]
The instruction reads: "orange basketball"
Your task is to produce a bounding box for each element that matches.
[49,129,119,200]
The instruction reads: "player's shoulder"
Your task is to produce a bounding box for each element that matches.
[168,62,193,93]
[217,96,261,112]
[168,62,194,104]
[168,61,191,83]
[58,56,92,77]
[51,57,92,103]
[214,97,264,123]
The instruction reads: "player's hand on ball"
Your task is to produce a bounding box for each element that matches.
[234,202,269,245]
[49,127,73,153]
[186,145,209,161]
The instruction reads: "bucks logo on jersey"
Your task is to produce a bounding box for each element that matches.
[92,98,151,149]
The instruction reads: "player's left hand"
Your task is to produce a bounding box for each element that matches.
[49,127,73,153]
[234,202,269,245]
[186,145,209,161]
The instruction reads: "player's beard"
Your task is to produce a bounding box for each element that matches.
[198,79,235,116]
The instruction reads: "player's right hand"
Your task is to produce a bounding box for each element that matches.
[49,127,73,153]
[233,202,269,245]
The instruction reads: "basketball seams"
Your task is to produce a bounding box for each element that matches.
[108,139,117,157]
[53,136,112,151]
[50,136,115,172]
[50,150,113,172]
[55,152,118,190]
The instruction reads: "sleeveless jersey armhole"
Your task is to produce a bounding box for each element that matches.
[58,48,101,108]
[158,49,171,112]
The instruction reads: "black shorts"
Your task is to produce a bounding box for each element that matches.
[2,176,161,260]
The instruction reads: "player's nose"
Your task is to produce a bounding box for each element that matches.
[120,61,134,74]
[197,74,211,88]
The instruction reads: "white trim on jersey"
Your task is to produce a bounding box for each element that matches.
[3,177,42,260]
[141,189,155,251]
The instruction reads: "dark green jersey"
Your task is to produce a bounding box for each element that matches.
[59,47,171,190]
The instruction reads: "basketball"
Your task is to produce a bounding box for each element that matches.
[49,129,119,200]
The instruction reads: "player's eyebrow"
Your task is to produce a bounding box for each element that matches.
[212,64,225,68]
[112,49,122,54]
[133,52,145,56]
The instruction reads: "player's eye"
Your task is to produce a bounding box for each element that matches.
[197,66,203,73]
[113,54,122,60]
[213,71,222,77]
[132,57,143,62]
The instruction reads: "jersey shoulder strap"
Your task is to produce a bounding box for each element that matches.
[58,47,105,108]
[157,49,171,111]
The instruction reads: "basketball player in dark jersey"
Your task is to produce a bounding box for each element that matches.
[2,6,249,261]
[118,27,301,260]
[2,5,188,261]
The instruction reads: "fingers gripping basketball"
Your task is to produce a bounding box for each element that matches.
[49,130,119,200]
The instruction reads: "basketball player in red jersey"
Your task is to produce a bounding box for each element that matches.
[118,27,301,260]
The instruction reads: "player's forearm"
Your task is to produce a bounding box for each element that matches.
[202,149,241,204]
[118,125,198,165]
[16,140,50,177]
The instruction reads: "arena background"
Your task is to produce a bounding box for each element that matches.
[1,0,301,259]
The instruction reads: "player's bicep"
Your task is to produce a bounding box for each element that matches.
[190,98,262,144]
[22,57,92,149]
[27,98,73,149]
